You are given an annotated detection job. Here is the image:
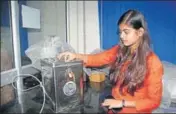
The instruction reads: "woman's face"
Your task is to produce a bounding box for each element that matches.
[119,23,143,46]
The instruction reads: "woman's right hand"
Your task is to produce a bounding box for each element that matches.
[57,52,77,62]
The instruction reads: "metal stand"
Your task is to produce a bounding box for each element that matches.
[10,1,24,113]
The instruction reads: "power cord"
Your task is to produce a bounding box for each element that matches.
[12,74,54,113]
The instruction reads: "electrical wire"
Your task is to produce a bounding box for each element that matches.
[11,74,53,113]
[11,68,83,113]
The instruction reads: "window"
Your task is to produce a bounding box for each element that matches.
[1,1,14,72]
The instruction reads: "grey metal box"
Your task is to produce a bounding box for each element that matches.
[40,58,84,113]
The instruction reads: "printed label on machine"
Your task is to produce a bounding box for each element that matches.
[63,81,77,96]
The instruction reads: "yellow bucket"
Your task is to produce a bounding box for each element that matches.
[89,72,106,92]
[89,72,106,82]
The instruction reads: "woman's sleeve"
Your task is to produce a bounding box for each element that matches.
[135,54,164,112]
[84,45,119,67]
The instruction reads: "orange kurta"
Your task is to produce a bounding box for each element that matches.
[85,45,163,113]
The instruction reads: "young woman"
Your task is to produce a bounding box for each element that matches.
[57,9,163,113]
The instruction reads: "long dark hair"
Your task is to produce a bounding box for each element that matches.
[109,9,151,96]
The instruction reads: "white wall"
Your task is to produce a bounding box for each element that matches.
[27,1,100,53]
[26,1,67,46]
[67,1,100,54]
[85,1,101,53]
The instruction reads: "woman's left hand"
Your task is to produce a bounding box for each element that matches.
[101,99,123,109]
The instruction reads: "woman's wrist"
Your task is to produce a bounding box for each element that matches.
[75,53,78,59]
[122,100,136,108]
[76,54,87,63]
[122,99,125,107]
